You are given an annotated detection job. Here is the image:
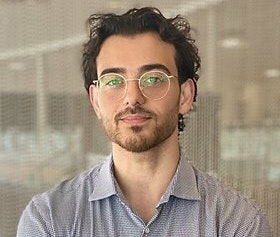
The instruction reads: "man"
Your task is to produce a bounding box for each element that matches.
[17,7,272,236]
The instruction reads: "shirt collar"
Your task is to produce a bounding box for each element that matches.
[89,154,201,202]
[89,155,117,201]
[159,154,201,204]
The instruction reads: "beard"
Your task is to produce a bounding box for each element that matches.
[101,105,179,153]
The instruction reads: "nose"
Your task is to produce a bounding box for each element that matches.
[122,80,145,106]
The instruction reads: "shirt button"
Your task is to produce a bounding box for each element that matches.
[144,227,150,234]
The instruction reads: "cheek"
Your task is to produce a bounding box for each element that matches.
[164,84,181,108]
[155,98,180,121]
[98,100,117,120]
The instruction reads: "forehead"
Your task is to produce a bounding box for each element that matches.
[96,32,177,76]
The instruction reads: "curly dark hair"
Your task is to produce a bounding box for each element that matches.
[82,7,201,101]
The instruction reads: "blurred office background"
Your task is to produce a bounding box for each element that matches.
[0,0,279,236]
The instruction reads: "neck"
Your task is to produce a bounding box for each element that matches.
[112,131,180,184]
[111,131,180,223]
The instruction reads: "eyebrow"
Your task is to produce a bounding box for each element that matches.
[99,68,126,76]
[99,63,172,77]
[139,64,171,75]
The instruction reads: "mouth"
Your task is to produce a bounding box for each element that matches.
[115,106,155,127]
[120,114,152,126]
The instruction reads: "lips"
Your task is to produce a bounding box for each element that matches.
[115,107,155,126]
[120,114,151,126]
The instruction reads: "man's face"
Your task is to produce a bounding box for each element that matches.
[90,32,193,152]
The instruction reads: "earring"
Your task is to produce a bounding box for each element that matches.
[178,113,185,134]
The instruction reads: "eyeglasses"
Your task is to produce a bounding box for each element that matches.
[93,71,176,101]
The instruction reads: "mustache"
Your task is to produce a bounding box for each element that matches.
[115,106,155,121]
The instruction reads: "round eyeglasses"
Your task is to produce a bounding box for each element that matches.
[92,71,176,101]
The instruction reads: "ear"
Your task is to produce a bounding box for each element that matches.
[179,79,195,115]
[89,84,101,119]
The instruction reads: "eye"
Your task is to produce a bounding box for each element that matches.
[100,74,124,88]
[141,72,168,87]
[145,76,162,84]
[106,78,123,86]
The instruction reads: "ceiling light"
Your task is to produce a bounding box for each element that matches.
[220,37,242,49]
[264,69,280,78]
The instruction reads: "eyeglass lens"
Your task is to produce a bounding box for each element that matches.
[97,71,171,101]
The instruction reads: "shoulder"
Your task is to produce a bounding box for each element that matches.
[40,161,103,200]
[192,166,272,236]
[24,160,105,219]
[17,161,107,236]
[193,166,258,211]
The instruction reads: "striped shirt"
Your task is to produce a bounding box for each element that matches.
[17,155,272,236]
